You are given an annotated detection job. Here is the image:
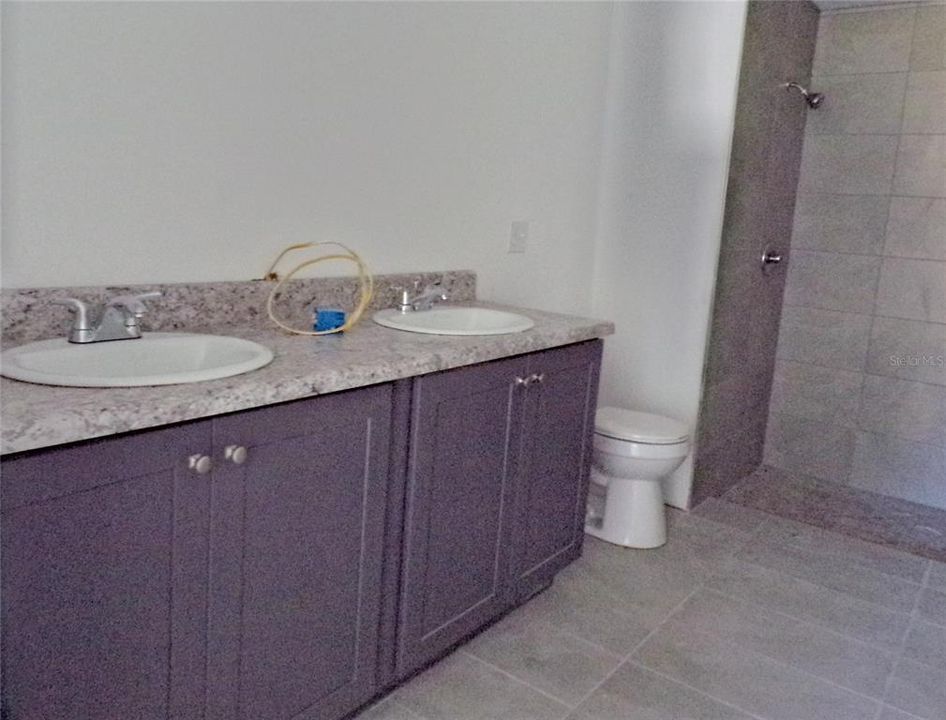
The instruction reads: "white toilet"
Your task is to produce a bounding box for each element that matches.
[585,406,690,549]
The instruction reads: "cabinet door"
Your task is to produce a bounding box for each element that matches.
[396,355,528,677]
[511,341,601,600]
[206,386,392,720]
[1,422,213,720]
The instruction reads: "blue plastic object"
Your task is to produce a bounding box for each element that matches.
[314,308,347,333]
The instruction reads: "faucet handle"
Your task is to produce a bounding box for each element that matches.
[419,277,444,293]
[107,291,162,317]
[52,298,93,330]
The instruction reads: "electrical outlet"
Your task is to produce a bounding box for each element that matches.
[509,221,529,254]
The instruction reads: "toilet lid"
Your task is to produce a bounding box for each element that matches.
[595,407,689,445]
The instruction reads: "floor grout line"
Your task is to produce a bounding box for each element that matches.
[559,584,706,716]
[622,659,772,720]
[732,549,920,613]
[457,648,574,711]
[475,590,627,662]
[877,553,931,718]
[705,585,907,657]
[641,603,891,711]
[743,527,929,589]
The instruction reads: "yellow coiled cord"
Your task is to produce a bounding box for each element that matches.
[263,242,374,336]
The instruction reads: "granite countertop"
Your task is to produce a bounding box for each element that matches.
[1,303,613,455]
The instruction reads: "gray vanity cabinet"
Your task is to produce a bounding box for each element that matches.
[204,385,392,720]
[1,422,214,720]
[1,385,393,720]
[395,354,529,676]
[509,341,601,601]
[396,341,601,677]
[1,340,602,720]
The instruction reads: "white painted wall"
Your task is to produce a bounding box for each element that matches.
[591,1,747,508]
[1,1,610,314]
[3,0,749,508]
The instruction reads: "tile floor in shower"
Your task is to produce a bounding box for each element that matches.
[354,499,946,720]
[724,466,946,564]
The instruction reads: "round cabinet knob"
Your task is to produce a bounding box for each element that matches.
[530,372,545,384]
[188,454,213,475]
[515,376,529,387]
[224,445,248,465]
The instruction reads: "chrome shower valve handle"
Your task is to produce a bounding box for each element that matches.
[761,249,783,275]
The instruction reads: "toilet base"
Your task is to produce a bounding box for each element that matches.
[584,472,667,549]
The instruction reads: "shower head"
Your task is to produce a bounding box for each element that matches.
[785,81,824,109]
[806,91,826,109]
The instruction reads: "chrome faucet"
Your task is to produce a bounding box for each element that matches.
[397,279,448,313]
[53,292,162,343]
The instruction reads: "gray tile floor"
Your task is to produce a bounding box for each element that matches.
[356,499,946,720]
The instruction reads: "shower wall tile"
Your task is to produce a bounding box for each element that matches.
[765,97,811,203]
[902,71,946,134]
[885,197,946,261]
[858,375,946,447]
[798,134,899,195]
[776,305,872,370]
[700,377,771,456]
[766,2,946,527]
[783,250,881,313]
[791,193,889,254]
[893,134,946,197]
[911,4,946,72]
[704,263,784,386]
[849,432,946,511]
[813,6,915,75]
[805,73,906,135]
[867,316,946,387]
[694,410,769,506]
[765,412,857,482]
[695,0,818,503]
[769,360,863,426]
[781,0,821,77]
[875,257,946,324]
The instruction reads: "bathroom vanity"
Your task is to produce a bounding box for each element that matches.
[0,280,609,720]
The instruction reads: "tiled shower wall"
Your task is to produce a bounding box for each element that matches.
[693,1,818,505]
[765,3,946,510]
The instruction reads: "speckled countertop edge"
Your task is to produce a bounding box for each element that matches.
[0,303,613,455]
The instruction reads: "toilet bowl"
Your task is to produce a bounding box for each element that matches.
[585,407,690,549]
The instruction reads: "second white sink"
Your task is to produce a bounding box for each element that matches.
[373,307,534,336]
[1,333,274,387]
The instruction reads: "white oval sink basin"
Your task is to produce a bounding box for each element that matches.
[0,333,274,387]
[373,307,534,336]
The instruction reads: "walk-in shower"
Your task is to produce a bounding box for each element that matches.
[697,0,946,563]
